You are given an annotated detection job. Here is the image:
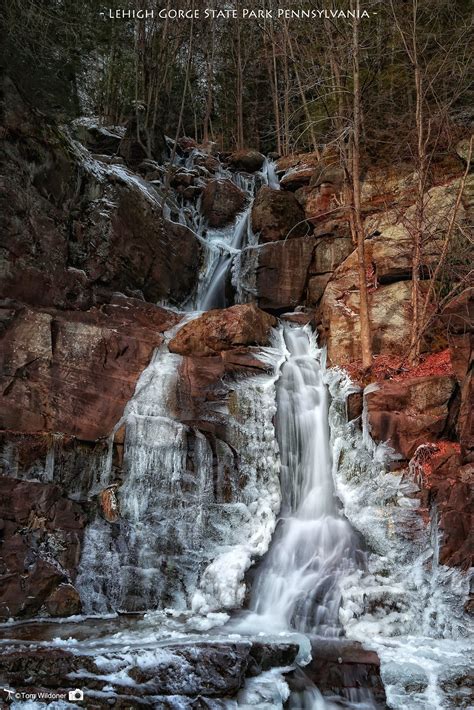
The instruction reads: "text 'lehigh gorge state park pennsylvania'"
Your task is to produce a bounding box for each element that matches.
[0,1,472,709]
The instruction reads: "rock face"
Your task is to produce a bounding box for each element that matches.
[242,236,317,311]
[1,74,201,310]
[366,375,457,458]
[169,303,276,357]
[201,178,247,227]
[413,444,473,568]
[251,186,307,242]
[321,279,416,365]
[0,298,179,440]
[0,477,85,619]
[0,640,299,705]
[228,149,265,172]
[440,288,474,463]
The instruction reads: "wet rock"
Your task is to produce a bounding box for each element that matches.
[44,584,82,617]
[169,304,276,357]
[241,235,317,311]
[366,375,457,458]
[0,299,179,440]
[0,641,299,703]
[251,186,307,243]
[248,642,299,675]
[201,179,247,227]
[288,639,386,707]
[0,476,85,620]
[228,149,265,172]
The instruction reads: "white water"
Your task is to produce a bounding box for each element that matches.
[188,155,279,310]
[246,326,362,637]
[325,368,473,709]
[77,322,283,617]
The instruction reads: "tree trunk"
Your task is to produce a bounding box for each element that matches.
[352,0,372,369]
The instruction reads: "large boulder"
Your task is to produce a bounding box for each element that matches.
[366,375,457,458]
[240,236,317,310]
[201,179,247,227]
[251,186,307,243]
[228,149,265,172]
[169,303,276,357]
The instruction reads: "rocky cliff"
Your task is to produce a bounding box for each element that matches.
[0,70,472,624]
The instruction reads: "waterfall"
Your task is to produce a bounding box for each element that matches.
[199,206,252,310]
[77,326,283,617]
[247,325,363,636]
[325,368,473,710]
[19,140,470,709]
[191,154,279,310]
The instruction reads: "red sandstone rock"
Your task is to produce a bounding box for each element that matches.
[366,375,456,458]
[0,477,85,620]
[346,391,364,422]
[242,236,317,311]
[251,186,307,243]
[414,443,472,568]
[0,298,179,440]
[440,288,473,464]
[201,179,247,227]
[169,304,276,357]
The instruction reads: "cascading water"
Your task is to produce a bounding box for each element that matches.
[199,206,252,310]
[4,138,472,710]
[189,154,278,310]
[246,325,363,637]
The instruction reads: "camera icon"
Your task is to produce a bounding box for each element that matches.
[68,689,84,701]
